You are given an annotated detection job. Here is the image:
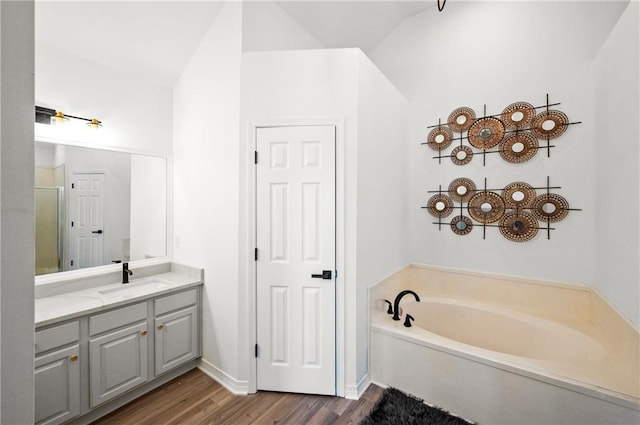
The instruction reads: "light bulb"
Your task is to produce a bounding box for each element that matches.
[50,111,69,126]
[87,118,102,129]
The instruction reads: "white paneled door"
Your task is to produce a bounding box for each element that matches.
[69,173,105,270]
[256,125,336,395]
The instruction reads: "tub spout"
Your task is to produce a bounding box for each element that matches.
[393,290,420,321]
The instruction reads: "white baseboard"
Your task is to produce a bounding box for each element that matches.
[344,373,371,400]
[198,358,249,395]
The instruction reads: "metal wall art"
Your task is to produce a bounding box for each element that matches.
[423,95,581,166]
[423,177,580,242]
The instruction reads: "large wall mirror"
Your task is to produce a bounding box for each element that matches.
[35,140,167,276]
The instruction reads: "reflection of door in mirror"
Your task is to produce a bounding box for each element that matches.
[68,173,105,269]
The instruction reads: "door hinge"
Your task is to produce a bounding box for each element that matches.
[254,248,258,261]
[254,151,258,164]
[71,221,74,227]
[70,260,74,266]
[71,183,75,189]
[255,343,258,358]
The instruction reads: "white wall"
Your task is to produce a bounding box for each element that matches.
[172,2,244,384]
[0,1,35,423]
[592,2,639,326]
[355,53,409,384]
[242,0,323,52]
[35,43,172,156]
[370,1,628,287]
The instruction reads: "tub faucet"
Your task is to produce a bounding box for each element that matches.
[393,290,420,321]
[122,262,133,284]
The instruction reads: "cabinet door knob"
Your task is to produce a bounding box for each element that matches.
[140,330,148,336]
[70,354,79,362]
[157,324,164,330]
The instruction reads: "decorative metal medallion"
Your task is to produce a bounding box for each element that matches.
[502,182,537,209]
[427,126,454,151]
[426,194,454,218]
[532,193,569,222]
[450,215,473,235]
[447,107,476,132]
[499,132,539,164]
[499,211,539,242]
[532,110,569,139]
[448,178,476,203]
[467,117,506,149]
[451,145,473,165]
[467,191,506,223]
[501,102,536,130]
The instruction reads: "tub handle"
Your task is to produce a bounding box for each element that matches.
[403,314,414,328]
[384,300,394,315]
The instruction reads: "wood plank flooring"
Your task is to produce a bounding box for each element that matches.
[92,369,383,425]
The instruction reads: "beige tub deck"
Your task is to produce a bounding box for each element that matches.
[370,264,640,424]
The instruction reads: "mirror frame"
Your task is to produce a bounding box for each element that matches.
[34,135,171,286]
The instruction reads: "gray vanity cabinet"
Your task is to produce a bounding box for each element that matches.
[154,289,199,376]
[35,285,201,424]
[88,302,149,408]
[34,322,81,425]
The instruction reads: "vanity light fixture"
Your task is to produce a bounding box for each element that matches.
[35,105,103,129]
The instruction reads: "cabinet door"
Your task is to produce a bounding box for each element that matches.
[155,305,198,376]
[89,322,148,408]
[35,345,81,425]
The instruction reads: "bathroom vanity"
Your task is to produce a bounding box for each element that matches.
[34,262,203,425]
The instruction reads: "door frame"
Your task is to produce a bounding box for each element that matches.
[247,118,345,397]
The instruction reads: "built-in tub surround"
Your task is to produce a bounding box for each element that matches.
[370,265,640,425]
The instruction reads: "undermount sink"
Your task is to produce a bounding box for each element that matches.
[98,279,171,297]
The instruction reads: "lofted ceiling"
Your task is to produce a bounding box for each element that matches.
[275,1,434,53]
[35,1,434,87]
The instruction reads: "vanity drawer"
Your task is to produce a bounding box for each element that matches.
[155,288,197,316]
[35,321,80,355]
[90,302,147,336]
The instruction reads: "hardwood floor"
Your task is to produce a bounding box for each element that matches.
[92,369,383,425]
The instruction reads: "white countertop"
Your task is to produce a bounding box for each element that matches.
[36,271,202,328]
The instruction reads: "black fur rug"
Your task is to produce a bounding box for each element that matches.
[360,387,475,425]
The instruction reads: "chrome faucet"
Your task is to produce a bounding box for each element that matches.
[392,290,420,321]
[122,262,133,284]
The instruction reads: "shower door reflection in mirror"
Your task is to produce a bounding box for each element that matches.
[35,141,167,276]
[35,186,64,274]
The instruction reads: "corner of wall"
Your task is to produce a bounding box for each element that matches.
[1,1,36,423]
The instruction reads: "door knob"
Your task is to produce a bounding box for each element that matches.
[311,270,332,280]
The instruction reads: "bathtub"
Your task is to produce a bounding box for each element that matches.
[370,265,640,425]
